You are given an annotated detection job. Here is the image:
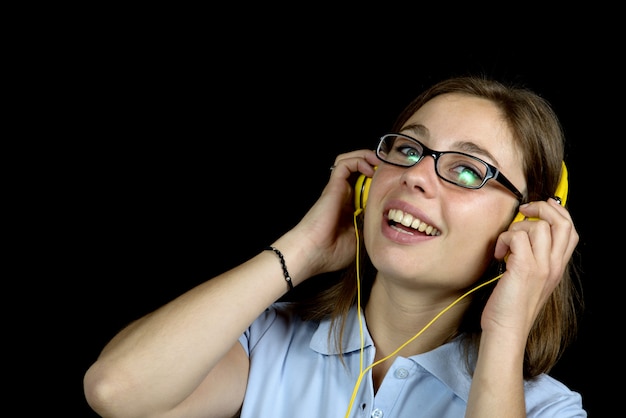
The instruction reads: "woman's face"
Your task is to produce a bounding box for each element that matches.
[363,93,526,291]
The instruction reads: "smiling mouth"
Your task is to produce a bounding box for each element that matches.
[388,209,441,236]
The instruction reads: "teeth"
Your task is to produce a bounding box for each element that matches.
[388,209,440,236]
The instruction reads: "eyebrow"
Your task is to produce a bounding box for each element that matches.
[400,123,502,167]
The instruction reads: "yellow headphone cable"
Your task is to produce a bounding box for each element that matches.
[343,210,502,417]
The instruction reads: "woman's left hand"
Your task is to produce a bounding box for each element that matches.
[485,198,579,339]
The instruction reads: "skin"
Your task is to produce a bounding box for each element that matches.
[83,93,578,418]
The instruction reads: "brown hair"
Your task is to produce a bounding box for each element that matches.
[289,75,583,379]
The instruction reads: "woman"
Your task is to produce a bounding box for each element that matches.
[84,76,584,417]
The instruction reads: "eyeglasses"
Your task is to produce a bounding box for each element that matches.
[376,133,525,202]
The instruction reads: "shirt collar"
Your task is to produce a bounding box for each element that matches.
[308,304,473,401]
[309,304,372,355]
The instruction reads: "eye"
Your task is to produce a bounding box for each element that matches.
[453,166,482,186]
[440,154,488,187]
[397,144,421,164]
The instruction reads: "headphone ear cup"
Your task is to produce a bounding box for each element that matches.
[509,160,569,227]
[554,161,568,207]
[354,174,372,212]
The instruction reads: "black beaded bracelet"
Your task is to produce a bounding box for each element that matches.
[264,246,294,291]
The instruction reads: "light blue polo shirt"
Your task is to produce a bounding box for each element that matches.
[238,302,585,417]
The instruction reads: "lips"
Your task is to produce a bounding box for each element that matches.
[387,209,441,236]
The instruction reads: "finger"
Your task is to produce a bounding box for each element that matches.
[519,199,578,258]
[509,200,578,279]
[329,150,380,178]
[502,224,550,274]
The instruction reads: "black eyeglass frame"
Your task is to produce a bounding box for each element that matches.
[376,133,525,202]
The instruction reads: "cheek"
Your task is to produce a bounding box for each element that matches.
[450,204,512,260]
[362,206,378,247]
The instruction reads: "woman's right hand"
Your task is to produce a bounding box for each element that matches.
[274,149,380,282]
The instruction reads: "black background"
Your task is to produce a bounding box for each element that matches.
[48,16,618,417]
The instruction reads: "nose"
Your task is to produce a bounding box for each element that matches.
[411,153,438,173]
[401,154,439,194]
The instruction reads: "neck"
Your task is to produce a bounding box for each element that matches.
[364,277,471,360]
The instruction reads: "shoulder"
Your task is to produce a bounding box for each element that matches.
[246,302,299,332]
[524,374,586,417]
[238,302,316,355]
